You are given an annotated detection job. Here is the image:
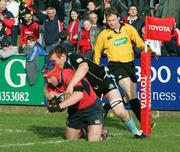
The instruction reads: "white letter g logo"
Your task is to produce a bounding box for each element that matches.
[5,59,26,88]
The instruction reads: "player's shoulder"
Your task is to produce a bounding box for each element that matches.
[69,53,86,63]
[68,52,82,59]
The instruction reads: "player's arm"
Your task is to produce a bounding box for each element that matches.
[60,68,84,108]
[44,84,58,100]
[93,31,105,64]
[59,87,84,109]
[66,62,89,94]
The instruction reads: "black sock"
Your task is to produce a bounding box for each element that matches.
[129,98,141,122]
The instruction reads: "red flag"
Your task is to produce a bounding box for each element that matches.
[145,16,175,41]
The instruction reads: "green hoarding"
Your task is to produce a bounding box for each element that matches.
[0,56,45,105]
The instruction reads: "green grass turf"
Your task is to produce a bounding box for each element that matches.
[0,106,180,152]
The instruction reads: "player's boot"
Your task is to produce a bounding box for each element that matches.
[79,125,88,139]
[101,129,108,140]
[134,130,147,139]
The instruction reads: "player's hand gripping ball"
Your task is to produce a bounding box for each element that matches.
[47,93,65,113]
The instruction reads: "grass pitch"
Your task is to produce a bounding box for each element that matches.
[0,106,180,152]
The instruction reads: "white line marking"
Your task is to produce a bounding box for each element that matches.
[0,128,179,148]
[0,128,64,134]
[0,128,27,133]
[0,133,122,148]
[0,140,68,148]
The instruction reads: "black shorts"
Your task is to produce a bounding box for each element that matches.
[67,100,103,129]
[93,76,118,97]
[108,61,137,83]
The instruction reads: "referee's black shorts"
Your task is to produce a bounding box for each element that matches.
[108,61,137,83]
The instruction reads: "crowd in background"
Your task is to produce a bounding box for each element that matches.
[0,0,179,63]
[0,0,179,59]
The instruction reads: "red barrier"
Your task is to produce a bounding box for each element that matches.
[140,51,151,135]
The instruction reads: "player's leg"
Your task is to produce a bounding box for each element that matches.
[105,89,143,137]
[88,124,102,141]
[105,89,128,120]
[108,61,141,122]
[66,108,84,140]
[85,101,104,141]
[65,127,81,140]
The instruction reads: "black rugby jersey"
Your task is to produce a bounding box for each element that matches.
[67,53,109,86]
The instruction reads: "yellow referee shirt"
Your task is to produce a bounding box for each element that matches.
[94,23,145,64]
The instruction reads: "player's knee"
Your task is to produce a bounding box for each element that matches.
[88,136,101,142]
[88,125,102,142]
[110,100,129,120]
[65,130,80,140]
[66,135,78,141]
[88,131,101,141]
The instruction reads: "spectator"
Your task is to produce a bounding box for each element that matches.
[89,11,102,48]
[83,1,103,26]
[0,20,8,47]
[161,28,180,56]
[59,31,74,53]
[0,0,15,44]
[123,5,144,36]
[48,0,65,22]
[155,0,180,28]
[19,11,39,48]
[78,18,93,60]
[66,9,82,51]
[6,0,20,46]
[24,36,46,86]
[32,7,63,53]
[133,0,151,19]
[0,39,18,59]
[21,0,34,6]
[89,10,100,27]
[123,4,144,57]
